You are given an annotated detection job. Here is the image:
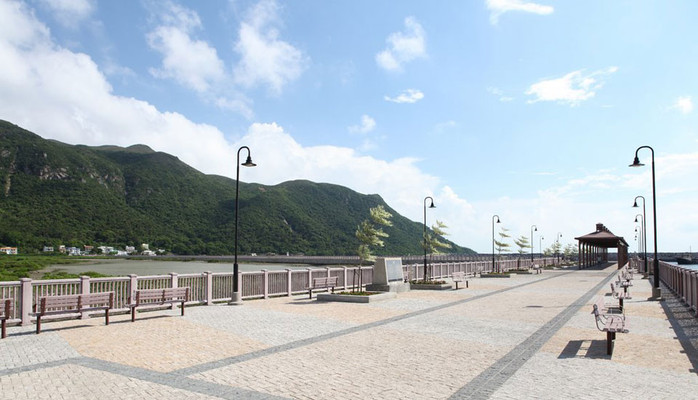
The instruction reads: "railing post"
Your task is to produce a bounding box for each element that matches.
[343,267,348,290]
[169,273,178,309]
[286,269,293,296]
[20,278,32,326]
[205,271,213,305]
[262,269,269,299]
[80,275,91,319]
[128,274,138,303]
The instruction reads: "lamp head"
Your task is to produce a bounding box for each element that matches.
[634,216,639,223]
[495,216,500,224]
[242,155,256,167]
[428,200,436,208]
[534,226,538,232]
[632,200,638,208]
[629,156,644,167]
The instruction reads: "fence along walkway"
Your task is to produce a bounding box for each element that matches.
[647,258,698,317]
[0,257,557,326]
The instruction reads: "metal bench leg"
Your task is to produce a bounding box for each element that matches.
[131,307,136,322]
[308,289,312,300]
[466,280,469,288]
[455,282,459,290]
[606,331,615,355]
[36,316,41,334]
[105,309,110,325]
[1,320,6,339]
[181,301,185,316]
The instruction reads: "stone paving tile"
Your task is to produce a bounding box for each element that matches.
[59,313,268,373]
[183,303,355,346]
[192,326,508,400]
[490,351,698,400]
[0,333,80,370]
[247,295,408,325]
[0,364,221,400]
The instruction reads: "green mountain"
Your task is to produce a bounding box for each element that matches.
[0,120,475,256]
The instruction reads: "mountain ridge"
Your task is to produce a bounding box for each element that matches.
[0,120,475,256]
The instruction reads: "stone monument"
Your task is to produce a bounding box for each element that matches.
[366,257,410,293]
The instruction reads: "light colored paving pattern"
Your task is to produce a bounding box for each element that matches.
[1,264,696,400]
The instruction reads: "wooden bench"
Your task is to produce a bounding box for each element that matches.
[610,283,631,312]
[34,292,114,334]
[129,287,189,322]
[1,298,12,339]
[307,276,338,299]
[592,302,629,355]
[531,264,542,274]
[593,296,623,317]
[451,271,474,289]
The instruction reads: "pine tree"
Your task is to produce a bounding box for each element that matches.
[355,205,393,290]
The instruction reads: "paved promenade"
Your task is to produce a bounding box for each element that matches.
[1,264,697,399]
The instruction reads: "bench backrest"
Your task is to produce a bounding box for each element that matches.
[135,287,189,304]
[452,271,465,279]
[312,276,338,287]
[38,292,115,313]
[0,299,12,319]
[82,292,114,308]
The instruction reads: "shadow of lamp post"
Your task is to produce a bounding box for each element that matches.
[492,215,500,273]
[530,225,537,265]
[629,146,660,299]
[423,196,435,281]
[230,146,256,305]
[633,195,648,277]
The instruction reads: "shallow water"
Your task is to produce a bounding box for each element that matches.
[43,259,317,277]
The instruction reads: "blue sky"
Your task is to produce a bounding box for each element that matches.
[1,0,696,254]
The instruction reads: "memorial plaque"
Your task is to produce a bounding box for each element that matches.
[373,257,404,285]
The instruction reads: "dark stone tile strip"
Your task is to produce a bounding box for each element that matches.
[448,269,618,399]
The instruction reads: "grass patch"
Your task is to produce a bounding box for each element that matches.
[0,255,98,281]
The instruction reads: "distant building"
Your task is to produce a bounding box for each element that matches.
[58,245,66,253]
[0,247,18,255]
[43,246,54,252]
[125,246,136,254]
[84,245,94,253]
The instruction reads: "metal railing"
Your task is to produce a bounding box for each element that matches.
[654,259,698,317]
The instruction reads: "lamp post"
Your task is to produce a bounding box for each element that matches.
[629,145,660,298]
[230,146,256,305]
[556,232,562,264]
[633,195,648,277]
[634,224,642,255]
[423,197,435,281]
[540,236,544,266]
[634,213,647,276]
[530,225,537,264]
[492,215,500,273]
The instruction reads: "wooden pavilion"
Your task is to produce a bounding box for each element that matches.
[575,223,629,269]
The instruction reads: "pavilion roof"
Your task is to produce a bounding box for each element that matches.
[575,223,629,248]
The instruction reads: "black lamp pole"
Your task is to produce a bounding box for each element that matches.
[530,225,537,264]
[423,197,435,281]
[540,236,544,264]
[630,146,660,297]
[492,215,500,273]
[231,146,256,305]
[633,196,648,275]
[556,232,562,264]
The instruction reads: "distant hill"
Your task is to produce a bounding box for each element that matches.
[0,120,475,256]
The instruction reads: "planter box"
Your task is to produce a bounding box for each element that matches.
[316,292,397,303]
[409,283,453,290]
[480,273,511,278]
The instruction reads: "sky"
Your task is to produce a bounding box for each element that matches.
[1,0,697,254]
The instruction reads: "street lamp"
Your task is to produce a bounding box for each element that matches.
[633,195,648,276]
[634,213,647,276]
[530,225,537,264]
[231,146,256,305]
[540,236,544,265]
[629,146,660,298]
[492,215,500,273]
[634,224,642,255]
[556,232,562,264]
[423,197,435,281]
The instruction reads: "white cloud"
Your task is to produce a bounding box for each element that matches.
[233,0,308,95]
[486,0,553,24]
[672,96,693,114]
[147,2,225,94]
[384,89,424,104]
[38,0,94,29]
[348,115,376,134]
[487,87,514,102]
[525,67,618,106]
[376,17,426,72]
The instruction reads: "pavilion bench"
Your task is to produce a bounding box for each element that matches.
[1,298,12,339]
[451,271,474,289]
[33,292,114,334]
[592,301,629,355]
[129,287,189,322]
[307,276,338,299]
